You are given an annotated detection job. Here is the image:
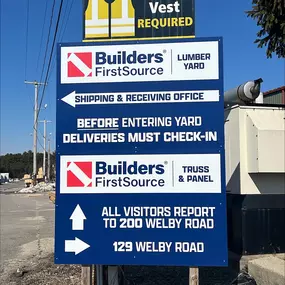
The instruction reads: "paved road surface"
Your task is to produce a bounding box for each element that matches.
[0,180,27,194]
[0,193,54,264]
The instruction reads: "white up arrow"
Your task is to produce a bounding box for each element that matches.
[65,237,90,255]
[70,204,86,230]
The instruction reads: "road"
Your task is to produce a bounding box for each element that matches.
[0,191,54,267]
[0,180,26,193]
[0,186,82,285]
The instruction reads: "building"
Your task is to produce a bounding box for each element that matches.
[225,103,285,255]
[0,173,9,183]
[264,86,285,104]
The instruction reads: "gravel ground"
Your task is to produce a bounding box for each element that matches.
[2,255,238,285]
[4,254,81,285]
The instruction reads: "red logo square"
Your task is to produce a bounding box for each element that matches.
[67,161,92,187]
[67,52,92,78]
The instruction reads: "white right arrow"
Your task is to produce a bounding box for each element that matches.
[70,204,86,230]
[65,237,90,255]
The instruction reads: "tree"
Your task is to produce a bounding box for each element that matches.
[0,151,56,179]
[246,0,285,58]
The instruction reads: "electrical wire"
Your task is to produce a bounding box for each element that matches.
[36,0,65,130]
[47,0,75,83]
[57,0,70,40]
[39,0,56,85]
[37,0,64,118]
[37,125,45,140]
[59,0,75,41]
[37,136,45,151]
[36,0,73,144]
[43,84,54,146]
[36,0,49,72]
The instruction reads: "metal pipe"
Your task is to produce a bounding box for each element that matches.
[224,78,263,105]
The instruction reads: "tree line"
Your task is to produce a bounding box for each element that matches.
[0,151,56,179]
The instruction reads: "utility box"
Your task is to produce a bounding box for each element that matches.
[246,109,285,173]
[225,105,285,195]
[224,105,285,255]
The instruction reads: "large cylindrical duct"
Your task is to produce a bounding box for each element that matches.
[224,78,263,105]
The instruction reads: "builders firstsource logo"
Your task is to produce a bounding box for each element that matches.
[61,44,171,84]
[64,158,165,191]
[67,49,164,79]
[61,41,220,84]
[60,154,222,194]
[60,155,171,194]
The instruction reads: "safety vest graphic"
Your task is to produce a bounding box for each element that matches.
[85,0,135,39]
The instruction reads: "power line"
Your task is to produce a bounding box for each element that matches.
[47,0,75,83]
[59,0,75,41]
[37,136,45,151]
[36,0,49,73]
[57,0,70,39]
[39,0,56,85]
[36,0,65,126]
[23,0,34,110]
[24,0,30,79]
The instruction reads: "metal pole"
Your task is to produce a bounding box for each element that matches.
[47,138,51,182]
[104,0,115,38]
[39,120,51,180]
[43,119,46,178]
[33,83,38,184]
[96,265,103,285]
[108,3,112,38]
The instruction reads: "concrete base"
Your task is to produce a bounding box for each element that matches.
[248,256,285,285]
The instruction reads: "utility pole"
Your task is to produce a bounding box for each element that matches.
[25,81,47,184]
[39,120,51,179]
[47,137,51,182]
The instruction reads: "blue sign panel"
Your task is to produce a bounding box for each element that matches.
[55,37,228,266]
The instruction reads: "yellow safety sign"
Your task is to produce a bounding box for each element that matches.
[83,0,195,41]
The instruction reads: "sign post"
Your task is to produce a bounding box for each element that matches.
[55,38,228,273]
[189,267,199,285]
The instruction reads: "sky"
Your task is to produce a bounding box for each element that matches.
[0,0,284,155]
